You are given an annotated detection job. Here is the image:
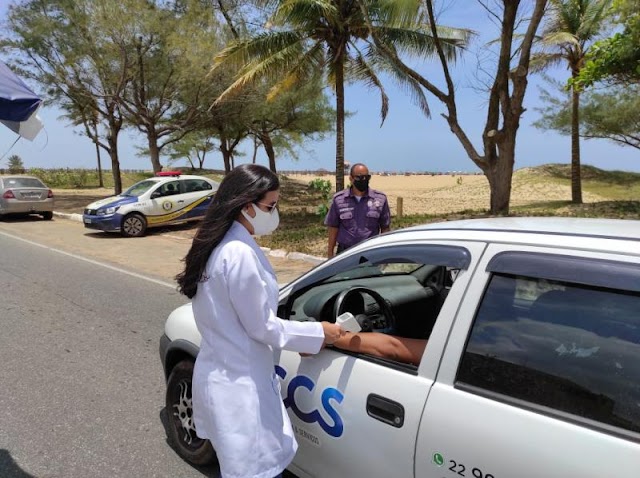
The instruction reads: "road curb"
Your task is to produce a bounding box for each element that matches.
[54,211,83,222]
[260,247,325,266]
[53,210,326,266]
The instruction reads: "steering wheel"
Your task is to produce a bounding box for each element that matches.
[333,287,396,333]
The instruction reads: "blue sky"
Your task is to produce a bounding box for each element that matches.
[1,1,638,174]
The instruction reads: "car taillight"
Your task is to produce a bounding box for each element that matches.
[3,190,15,199]
[47,189,54,198]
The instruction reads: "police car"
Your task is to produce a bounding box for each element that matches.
[83,172,219,237]
[160,217,640,477]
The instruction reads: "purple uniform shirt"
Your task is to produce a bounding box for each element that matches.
[324,187,391,248]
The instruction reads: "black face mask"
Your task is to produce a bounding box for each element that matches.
[352,178,369,192]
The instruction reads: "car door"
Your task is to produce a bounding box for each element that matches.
[415,243,640,478]
[277,240,486,478]
[147,180,183,226]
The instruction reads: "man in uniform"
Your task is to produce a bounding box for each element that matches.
[324,163,391,258]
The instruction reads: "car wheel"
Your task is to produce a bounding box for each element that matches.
[41,211,53,220]
[121,213,147,237]
[166,360,216,466]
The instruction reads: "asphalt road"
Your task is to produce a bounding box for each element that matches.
[0,221,220,477]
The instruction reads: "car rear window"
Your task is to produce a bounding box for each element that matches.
[4,177,46,188]
[457,272,640,436]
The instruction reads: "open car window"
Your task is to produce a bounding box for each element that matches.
[282,244,470,368]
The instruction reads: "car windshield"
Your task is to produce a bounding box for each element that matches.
[122,179,158,197]
[4,177,46,188]
[326,261,424,283]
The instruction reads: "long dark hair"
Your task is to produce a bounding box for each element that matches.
[176,164,279,298]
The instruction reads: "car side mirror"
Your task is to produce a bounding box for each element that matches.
[151,191,161,199]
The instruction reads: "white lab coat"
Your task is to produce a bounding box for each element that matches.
[191,221,325,478]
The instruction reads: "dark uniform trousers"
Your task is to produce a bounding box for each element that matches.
[336,243,350,254]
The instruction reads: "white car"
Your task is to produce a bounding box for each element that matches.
[160,217,640,477]
[83,172,219,237]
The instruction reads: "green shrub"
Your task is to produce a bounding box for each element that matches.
[308,178,332,216]
[308,178,332,198]
[316,203,329,217]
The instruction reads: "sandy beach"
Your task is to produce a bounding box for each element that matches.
[286,171,606,215]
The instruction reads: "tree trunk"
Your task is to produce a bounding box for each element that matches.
[335,53,346,192]
[571,86,583,204]
[148,131,162,173]
[104,111,123,194]
[260,133,277,173]
[222,150,232,173]
[486,139,515,214]
[220,136,232,174]
[107,132,122,195]
[92,121,104,188]
[252,136,259,164]
[393,0,547,216]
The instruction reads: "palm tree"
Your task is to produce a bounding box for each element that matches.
[534,0,611,204]
[210,0,468,191]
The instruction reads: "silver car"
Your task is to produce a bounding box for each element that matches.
[161,217,640,477]
[0,175,54,220]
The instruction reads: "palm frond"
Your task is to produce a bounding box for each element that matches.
[211,31,307,73]
[365,0,424,29]
[540,31,580,47]
[530,52,566,73]
[372,26,469,62]
[272,0,339,29]
[211,33,318,105]
[266,42,326,100]
[544,0,611,41]
[575,0,611,39]
[364,46,431,118]
[347,44,389,124]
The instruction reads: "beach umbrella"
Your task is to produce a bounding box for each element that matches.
[0,61,43,141]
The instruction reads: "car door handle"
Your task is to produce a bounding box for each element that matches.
[177,200,184,203]
[366,393,404,428]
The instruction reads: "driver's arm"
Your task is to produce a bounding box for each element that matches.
[332,332,427,365]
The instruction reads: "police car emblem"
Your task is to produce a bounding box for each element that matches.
[162,201,173,211]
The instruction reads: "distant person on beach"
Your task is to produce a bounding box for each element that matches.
[324,163,391,258]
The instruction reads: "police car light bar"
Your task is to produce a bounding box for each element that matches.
[156,171,182,177]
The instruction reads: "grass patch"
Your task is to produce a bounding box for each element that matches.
[258,212,328,254]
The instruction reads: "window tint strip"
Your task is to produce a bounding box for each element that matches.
[293,245,471,293]
[487,252,640,292]
[363,244,471,269]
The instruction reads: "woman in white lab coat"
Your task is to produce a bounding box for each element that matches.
[176,164,344,478]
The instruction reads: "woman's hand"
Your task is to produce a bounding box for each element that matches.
[299,323,346,357]
[321,322,346,347]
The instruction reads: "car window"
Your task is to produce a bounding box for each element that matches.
[156,181,182,197]
[457,272,640,435]
[122,180,158,197]
[183,179,213,192]
[284,246,466,368]
[4,177,46,188]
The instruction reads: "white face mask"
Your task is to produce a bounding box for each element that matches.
[241,203,280,236]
